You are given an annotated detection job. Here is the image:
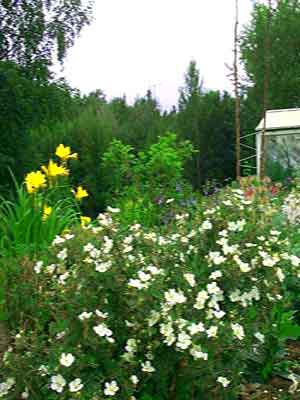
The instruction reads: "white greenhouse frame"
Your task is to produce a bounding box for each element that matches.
[255,108,300,176]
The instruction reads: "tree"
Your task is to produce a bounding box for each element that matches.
[234,0,241,179]
[178,60,203,112]
[0,0,94,80]
[240,0,300,114]
[178,60,203,187]
[121,90,163,150]
[0,60,80,191]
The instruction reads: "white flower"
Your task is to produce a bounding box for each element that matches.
[104,380,119,396]
[34,261,43,274]
[190,346,208,360]
[228,220,245,232]
[58,271,70,285]
[59,353,75,367]
[239,261,251,273]
[270,230,280,236]
[21,388,29,399]
[103,236,113,254]
[206,326,218,338]
[38,365,49,376]
[83,242,94,252]
[50,375,66,393]
[107,206,120,213]
[176,332,192,350]
[64,233,75,240]
[194,290,209,310]
[147,265,161,275]
[128,279,147,290]
[52,235,65,246]
[213,310,226,319]
[208,251,226,265]
[93,323,113,338]
[123,245,133,253]
[95,309,108,318]
[160,322,174,338]
[56,330,66,340]
[138,271,152,282]
[188,322,205,335]
[125,338,138,353]
[130,375,139,385]
[183,273,196,287]
[164,289,187,306]
[0,378,15,397]
[57,248,68,261]
[207,282,222,295]
[217,376,230,387]
[231,323,245,340]
[148,311,160,327]
[276,267,285,282]
[261,253,279,267]
[45,264,56,274]
[141,360,155,373]
[209,270,222,280]
[78,311,93,321]
[290,255,300,267]
[229,289,241,302]
[69,378,83,392]
[95,261,112,273]
[200,220,212,231]
[254,332,265,343]
[166,198,174,204]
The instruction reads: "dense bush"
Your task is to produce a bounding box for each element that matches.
[101,132,197,226]
[2,184,299,399]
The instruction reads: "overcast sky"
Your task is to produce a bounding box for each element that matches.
[61,0,254,109]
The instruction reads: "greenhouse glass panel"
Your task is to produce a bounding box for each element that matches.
[265,134,300,179]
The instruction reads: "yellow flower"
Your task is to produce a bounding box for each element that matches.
[41,160,69,178]
[25,171,46,193]
[43,205,52,220]
[74,186,88,200]
[55,144,78,161]
[80,216,91,227]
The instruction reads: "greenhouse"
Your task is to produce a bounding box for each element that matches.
[256,108,300,179]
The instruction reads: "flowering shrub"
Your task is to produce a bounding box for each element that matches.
[282,190,300,225]
[2,186,299,399]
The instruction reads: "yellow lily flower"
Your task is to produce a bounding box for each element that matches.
[74,186,89,200]
[80,216,91,227]
[55,144,78,161]
[43,205,52,220]
[25,171,46,193]
[41,160,69,178]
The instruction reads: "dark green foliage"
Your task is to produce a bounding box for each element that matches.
[178,61,236,187]
[0,61,79,191]
[240,0,300,115]
[0,0,94,80]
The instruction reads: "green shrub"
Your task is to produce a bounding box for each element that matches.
[101,132,196,226]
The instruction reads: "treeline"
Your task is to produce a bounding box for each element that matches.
[1,0,300,214]
[0,59,238,214]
